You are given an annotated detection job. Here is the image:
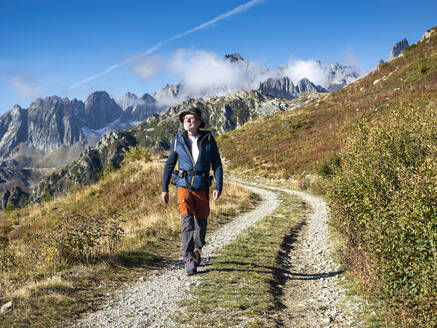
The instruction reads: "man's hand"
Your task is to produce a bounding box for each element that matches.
[161,191,169,204]
[212,189,222,200]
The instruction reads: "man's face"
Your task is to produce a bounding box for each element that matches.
[183,114,201,133]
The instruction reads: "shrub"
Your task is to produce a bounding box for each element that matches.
[418,61,429,74]
[328,105,436,327]
[317,153,342,178]
[98,162,115,181]
[40,213,124,270]
[4,201,15,212]
[122,145,152,163]
[0,237,16,272]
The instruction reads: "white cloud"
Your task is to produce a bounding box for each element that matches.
[169,49,248,92]
[344,47,360,66]
[69,0,264,90]
[282,58,328,86]
[131,55,166,80]
[132,49,362,104]
[9,73,42,99]
[132,48,277,106]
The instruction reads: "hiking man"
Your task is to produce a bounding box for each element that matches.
[161,107,223,275]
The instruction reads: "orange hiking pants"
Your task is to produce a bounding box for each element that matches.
[177,186,210,219]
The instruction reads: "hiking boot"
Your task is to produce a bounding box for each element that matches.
[186,258,197,275]
[193,248,202,266]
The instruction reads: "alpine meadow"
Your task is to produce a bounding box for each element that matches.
[0,4,436,326]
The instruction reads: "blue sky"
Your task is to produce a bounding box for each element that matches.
[0,0,436,114]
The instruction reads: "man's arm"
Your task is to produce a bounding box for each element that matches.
[210,135,223,199]
[161,137,178,203]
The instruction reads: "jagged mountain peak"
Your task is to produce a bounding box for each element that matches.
[29,95,62,108]
[11,104,23,112]
[259,76,327,99]
[224,53,245,63]
[390,38,409,59]
[84,90,113,104]
[125,91,137,98]
[140,93,156,103]
[330,61,341,69]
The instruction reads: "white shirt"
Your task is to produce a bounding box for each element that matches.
[188,135,200,164]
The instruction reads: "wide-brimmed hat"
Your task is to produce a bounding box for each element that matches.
[179,107,206,128]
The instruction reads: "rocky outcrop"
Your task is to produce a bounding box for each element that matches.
[29,130,137,203]
[84,91,123,130]
[0,186,30,210]
[26,96,86,153]
[0,105,28,159]
[325,62,361,92]
[296,78,327,93]
[224,53,245,63]
[259,77,297,99]
[390,38,409,59]
[136,90,321,151]
[259,77,327,99]
[120,93,161,123]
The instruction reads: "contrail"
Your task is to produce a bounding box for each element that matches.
[69,0,264,90]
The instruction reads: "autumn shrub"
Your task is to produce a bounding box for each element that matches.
[317,153,342,178]
[0,237,16,272]
[328,105,436,327]
[40,213,124,270]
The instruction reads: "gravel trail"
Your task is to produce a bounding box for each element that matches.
[74,181,364,327]
[266,185,364,327]
[74,185,279,328]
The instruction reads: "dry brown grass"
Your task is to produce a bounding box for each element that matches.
[0,157,256,328]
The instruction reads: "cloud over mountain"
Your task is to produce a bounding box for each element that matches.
[281,58,328,86]
[9,72,42,99]
[132,49,361,105]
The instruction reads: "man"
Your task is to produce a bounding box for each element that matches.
[161,107,223,275]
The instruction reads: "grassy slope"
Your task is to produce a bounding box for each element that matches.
[217,26,437,179]
[215,26,437,327]
[0,155,258,328]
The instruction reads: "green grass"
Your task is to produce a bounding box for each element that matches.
[174,191,307,327]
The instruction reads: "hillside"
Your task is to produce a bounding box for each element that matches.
[216,26,437,327]
[217,26,437,179]
[0,150,257,327]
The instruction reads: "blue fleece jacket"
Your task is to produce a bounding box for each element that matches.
[162,130,223,192]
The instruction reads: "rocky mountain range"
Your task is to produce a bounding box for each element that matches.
[0,53,360,167]
[0,91,164,166]
[3,90,322,209]
[152,54,359,104]
[0,52,362,207]
[259,77,327,99]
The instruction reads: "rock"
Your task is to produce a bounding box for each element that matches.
[259,77,327,100]
[224,53,245,63]
[325,62,361,92]
[1,300,12,313]
[0,186,30,210]
[29,130,137,204]
[422,29,435,41]
[390,38,409,59]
